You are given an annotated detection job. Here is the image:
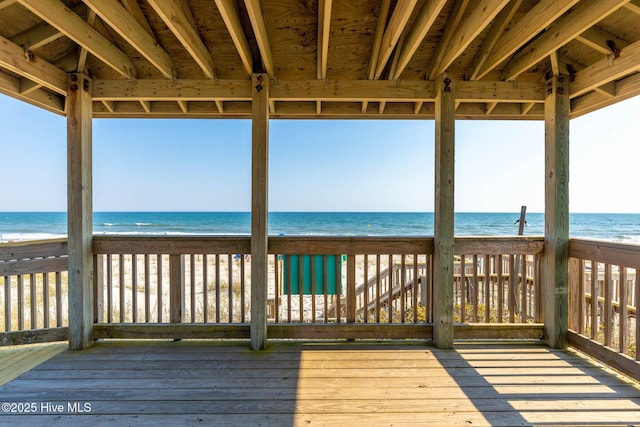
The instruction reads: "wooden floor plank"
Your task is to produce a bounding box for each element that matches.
[0,342,67,386]
[0,341,638,426]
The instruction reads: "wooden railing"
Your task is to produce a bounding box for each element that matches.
[569,238,640,381]
[0,239,69,345]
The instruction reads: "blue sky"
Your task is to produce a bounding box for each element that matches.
[1,93,639,213]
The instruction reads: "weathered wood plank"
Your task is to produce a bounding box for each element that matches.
[433,73,455,349]
[543,74,570,349]
[66,73,93,351]
[0,239,67,262]
[0,257,67,276]
[568,331,640,382]
[570,238,640,269]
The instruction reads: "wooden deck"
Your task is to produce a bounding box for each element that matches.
[0,341,639,426]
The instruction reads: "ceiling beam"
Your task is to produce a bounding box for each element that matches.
[177,99,188,113]
[363,0,390,113]
[244,0,274,77]
[426,0,469,80]
[9,21,63,50]
[466,0,522,81]
[0,0,17,11]
[214,0,253,76]
[147,0,215,79]
[17,0,137,79]
[432,0,509,78]
[575,27,629,55]
[374,0,418,79]
[571,38,640,98]
[623,0,640,14]
[501,0,630,81]
[0,34,67,94]
[92,78,544,103]
[475,0,580,80]
[120,0,154,36]
[571,72,640,117]
[391,0,447,80]
[0,69,64,113]
[76,9,95,73]
[317,0,332,79]
[83,0,176,79]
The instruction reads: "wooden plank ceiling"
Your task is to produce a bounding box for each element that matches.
[0,0,639,120]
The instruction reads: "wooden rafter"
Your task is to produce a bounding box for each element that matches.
[576,27,629,55]
[0,34,67,94]
[623,0,640,14]
[9,21,63,50]
[571,38,640,98]
[317,0,332,80]
[466,0,522,81]
[176,99,188,113]
[475,0,580,80]
[391,0,447,80]
[215,0,253,77]
[571,72,640,117]
[427,0,469,80]
[244,0,274,77]
[362,0,390,113]
[433,0,509,79]
[501,0,631,81]
[76,9,96,74]
[84,0,176,80]
[120,0,154,36]
[147,0,215,79]
[17,0,137,79]
[0,0,16,11]
[139,100,151,113]
[374,0,418,79]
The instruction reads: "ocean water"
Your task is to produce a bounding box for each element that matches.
[1,212,640,243]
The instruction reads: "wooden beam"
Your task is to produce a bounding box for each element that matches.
[570,72,640,117]
[147,0,215,79]
[521,101,536,115]
[244,0,274,77]
[433,73,455,349]
[19,78,41,95]
[120,0,154,36]
[476,0,579,80]
[101,100,115,112]
[485,101,498,115]
[215,0,253,77]
[466,0,522,80]
[0,0,17,11]
[391,0,447,80]
[0,70,64,113]
[176,99,188,113]
[317,0,332,79]
[571,38,640,98]
[139,100,151,113]
[432,0,509,78]
[576,27,629,55]
[83,0,176,79]
[427,0,469,80]
[91,78,544,103]
[502,0,630,81]
[18,0,137,79]
[594,82,616,97]
[623,0,640,14]
[67,73,94,350]
[550,51,560,75]
[374,0,418,79]
[543,74,570,349]
[0,34,67,95]
[363,0,390,112]
[251,73,269,350]
[215,100,224,113]
[76,9,96,74]
[10,21,63,50]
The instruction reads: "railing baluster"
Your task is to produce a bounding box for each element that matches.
[311,255,317,322]
[215,254,220,323]
[203,254,209,323]
[347,254,356,323]
[56,271,62,327]
[43,273,49,329]
[240,253,245,323]
[119,254,125,323]
[191,255,196,323]
[30,273,37,329]
[604,263,612,347]
[17,275,23,331]
[375,254,381,323]
[107,254,113,323]
[144,254,150,323]
[132,254,138,323]
[590,260,598,340]
[520,255,527,323]
[157,254,163,323]
[619,267,627,354]
[298,255,304,322]
[228,254,234,323]
[363,254,369,323]
[496,255,503,323]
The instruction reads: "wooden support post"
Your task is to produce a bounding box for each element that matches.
[543,74,569,349]
[433,73,455,349]
[251,73,269,350]
[170,254,185,323]
[67,73,93,350]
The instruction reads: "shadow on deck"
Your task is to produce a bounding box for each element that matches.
[0,340,639,426]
